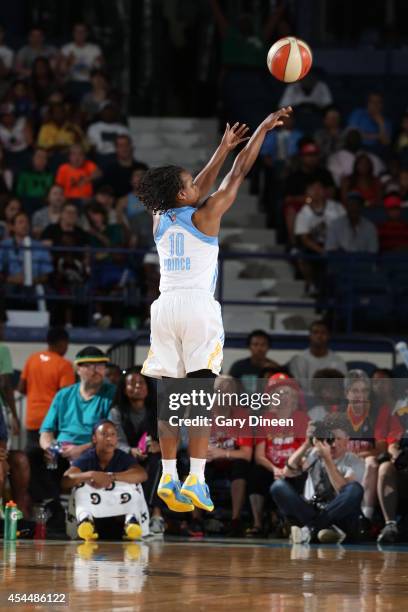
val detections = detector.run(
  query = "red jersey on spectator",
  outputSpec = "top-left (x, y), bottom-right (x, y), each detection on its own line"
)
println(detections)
top-left (256, 409), bottom-right (309, 469)
top-left (344, 403), bottom-right (403, 454)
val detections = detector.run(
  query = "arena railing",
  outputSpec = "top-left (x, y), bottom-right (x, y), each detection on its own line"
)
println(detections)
top-left (106, 330), bottom-right (398, 372)
top-left (1, 244), bottom-right (407, 335)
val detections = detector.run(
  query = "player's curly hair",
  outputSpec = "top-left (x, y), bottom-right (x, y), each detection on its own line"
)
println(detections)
top-left (136, 165), bottom-right (185, 214)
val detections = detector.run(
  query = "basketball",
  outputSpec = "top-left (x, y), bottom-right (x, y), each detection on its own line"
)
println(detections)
top-left (267, 36), bottom-right (313, 82)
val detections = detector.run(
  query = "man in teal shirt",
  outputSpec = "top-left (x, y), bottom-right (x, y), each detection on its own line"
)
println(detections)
top-left (40, 346), bottom-right (115, 459)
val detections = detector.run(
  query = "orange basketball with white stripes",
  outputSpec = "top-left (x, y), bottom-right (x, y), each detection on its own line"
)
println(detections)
top-left (267, 37), bottom-right (313, 83)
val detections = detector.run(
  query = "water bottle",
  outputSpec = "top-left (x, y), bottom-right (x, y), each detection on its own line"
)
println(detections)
top-left (396, 342), bottom-right (408, 369)
top-left (4, 501), bottom-right (23, 541)
top-left (46, 442), bottom-right (61, 470)
top-left (34, 506), bottom-right (48, 540)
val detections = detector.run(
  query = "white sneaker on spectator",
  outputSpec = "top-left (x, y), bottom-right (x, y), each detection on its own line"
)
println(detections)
top-left (290, 525), bottom-right (311, 544)
top-left (317, 525), bottom-right (346, 544)
top-left (149, 515), bottom-right (165, 535)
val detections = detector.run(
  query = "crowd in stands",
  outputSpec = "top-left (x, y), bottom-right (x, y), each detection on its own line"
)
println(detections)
top-left (0, 23), bottom-right (152, 328)
top-left (1, 321), bottom-right (408, 544)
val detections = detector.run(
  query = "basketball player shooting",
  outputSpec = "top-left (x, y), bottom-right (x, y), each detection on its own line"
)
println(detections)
top-left (139, 106), bottom-right (292, 513)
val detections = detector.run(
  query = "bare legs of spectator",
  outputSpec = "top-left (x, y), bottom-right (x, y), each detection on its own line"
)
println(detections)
top-left (377, 461), bottom-right (398, 523)
top-left (362, 456), bottom-right (378, 521)
top-left (231, 478), bottom-right (246, 521)
top-left (249, 493), bottom-right (265, 530)
top-left (8, 451), bottom-right (31, 519)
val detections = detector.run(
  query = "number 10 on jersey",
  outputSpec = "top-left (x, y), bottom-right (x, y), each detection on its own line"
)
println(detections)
top-left (169, 232), bottom-right (184, 256)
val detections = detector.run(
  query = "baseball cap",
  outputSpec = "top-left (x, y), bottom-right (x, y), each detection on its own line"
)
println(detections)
top-left (74, 346), bottom-right (109, 365)
top-left (265, 372), bottom-right (300, 393)
top-left (384, 194), bottom-right (402, 209)
top-left (300, 142), bottom-right (319, 156)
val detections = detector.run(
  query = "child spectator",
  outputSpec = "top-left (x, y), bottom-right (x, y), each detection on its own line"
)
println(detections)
top-left (56, 144), bottom-right (101, 202)
top-left (250, 373), bottom-right (308, 536)
top-left (63, 420), bottom-right (148, 541)
top-left (32, 184), bottom-right (66, 239)
top-left (16, 148), bottom-right (54, 215)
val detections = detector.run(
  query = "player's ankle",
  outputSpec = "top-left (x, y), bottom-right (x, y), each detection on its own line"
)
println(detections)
top-left (189, 458), bottom-right (207, 483)
top-left (161, 459), bottom-right (178, 480)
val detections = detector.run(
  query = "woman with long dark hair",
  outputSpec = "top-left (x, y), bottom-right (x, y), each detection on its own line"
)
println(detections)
top-left (109, 366), bottom-right (165, 534)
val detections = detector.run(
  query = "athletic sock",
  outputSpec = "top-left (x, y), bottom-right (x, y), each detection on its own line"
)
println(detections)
top-left (189, 457), bottom-right (206, 483)
top-left (161, 459), bottom-right (178, 480)
top-left (362, 506), bottom-right (375, 520)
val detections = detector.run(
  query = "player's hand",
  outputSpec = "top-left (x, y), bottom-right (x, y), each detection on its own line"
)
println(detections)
top-left (262, 106), bottom-right (292, 131)
top-left (88, 471), bottom-right (114, 489)
top-left (221, 122), bottom-right (250, 151)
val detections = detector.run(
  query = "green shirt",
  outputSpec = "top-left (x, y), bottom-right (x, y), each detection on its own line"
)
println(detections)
top-left (0, 343), bottom-right (13, 409)
top-left (0, 344), bottom-right (13, 376)
top-left (40, 381), bottom-right (116, 445)
top-left (16, 170), bottom-right (54, 200)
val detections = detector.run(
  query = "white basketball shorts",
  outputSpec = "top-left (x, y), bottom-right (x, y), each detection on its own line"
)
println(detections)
top-left (142, 290), bottom-right (224, 378)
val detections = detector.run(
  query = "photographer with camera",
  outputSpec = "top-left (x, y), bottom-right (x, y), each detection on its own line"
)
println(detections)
top-left (271, 413), bottom-right (364, 544)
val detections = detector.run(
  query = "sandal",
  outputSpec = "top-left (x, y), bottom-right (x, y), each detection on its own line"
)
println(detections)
top-left (245, 526), bottom-right (264, 538)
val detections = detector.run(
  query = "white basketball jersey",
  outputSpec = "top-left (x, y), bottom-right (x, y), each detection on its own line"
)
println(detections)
top-left (154, 206), bottom-right (219, 294)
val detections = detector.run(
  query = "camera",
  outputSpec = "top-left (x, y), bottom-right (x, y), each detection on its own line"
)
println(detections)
top-left (310, 421), bottom-right (335, 446)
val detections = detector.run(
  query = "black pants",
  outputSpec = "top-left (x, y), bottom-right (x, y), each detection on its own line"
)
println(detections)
top-left (28, 448), bottom-right (69, 503)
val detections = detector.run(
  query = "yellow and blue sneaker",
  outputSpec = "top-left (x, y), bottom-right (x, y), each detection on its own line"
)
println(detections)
top-left (180, 475), bottom-right (214, 512)
top-left (157, 474), bottom-right (194, 512)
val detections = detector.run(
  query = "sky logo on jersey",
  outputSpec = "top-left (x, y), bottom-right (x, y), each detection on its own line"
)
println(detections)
top-left (164, 257), bottom-right (191, 271)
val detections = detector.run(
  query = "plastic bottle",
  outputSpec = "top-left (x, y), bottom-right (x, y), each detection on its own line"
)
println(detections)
top-left (4, 501), bottom-right (23, 541)
top-left (396, 342), bottom-right (408, 369)
top-left (34, 506), bottom-right (48, 540)
top-left (46, 442), bottom-right (61, 470)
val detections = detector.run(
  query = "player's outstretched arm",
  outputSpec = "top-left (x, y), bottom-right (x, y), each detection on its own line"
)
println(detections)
top-left (193, 122), bottom-right (249, 198)
top-left (194, 107), bottom-right (292, 235)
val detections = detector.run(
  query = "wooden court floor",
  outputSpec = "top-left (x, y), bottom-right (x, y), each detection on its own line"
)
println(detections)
top-left (1, 539), bottom-right (408, 611)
